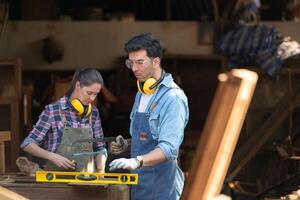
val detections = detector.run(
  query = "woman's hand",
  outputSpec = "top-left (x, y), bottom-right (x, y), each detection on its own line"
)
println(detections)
top-left (47, 152), bottom-right (76, 170)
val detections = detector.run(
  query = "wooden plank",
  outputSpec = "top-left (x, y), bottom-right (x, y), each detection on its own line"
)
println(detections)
top-left (0, 131), bottom-right (10, 172)
top-left (0, 131), bottom-right (11, 142)
top-left (182, 69), bottom-right (258, 200)
top-left (0, 143), bottom-right (4, 172)
top-left (0, 186), bottom-right (29, 200)
top-left (9, 95), bottom-right (21, 172)
top-left (1, 182), bottom-right (113, 200)
top-left (0, 174), bottom-right (129, 200)
top-left (2, 183), bottom-right (108, 200)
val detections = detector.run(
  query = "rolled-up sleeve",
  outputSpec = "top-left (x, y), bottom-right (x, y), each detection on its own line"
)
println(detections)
top-left (20, 105), bottom-right (52, 149)
top-left (156, 94), bottom-right (188, 161)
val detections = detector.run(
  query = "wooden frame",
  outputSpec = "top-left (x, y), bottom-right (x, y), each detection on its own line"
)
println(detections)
top-left (182, 69), bottom-right (258, 200)
top-left (0, 58), bottom-right (22, 172)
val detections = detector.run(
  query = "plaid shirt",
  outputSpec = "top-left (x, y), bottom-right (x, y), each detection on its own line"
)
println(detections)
top-left (21, 96), bottom-right (106, 152)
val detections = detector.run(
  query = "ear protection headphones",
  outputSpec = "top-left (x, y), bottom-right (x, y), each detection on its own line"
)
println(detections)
top-left (137, 70), bottom-right (165, 95)
top-left (69, 99), bottom-right (92, 117)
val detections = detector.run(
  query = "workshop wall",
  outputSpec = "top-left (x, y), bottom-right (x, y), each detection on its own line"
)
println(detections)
top-left (1, 21), bottom-right (299, 71)
top-left (0, 21), bottom-right (213, 70)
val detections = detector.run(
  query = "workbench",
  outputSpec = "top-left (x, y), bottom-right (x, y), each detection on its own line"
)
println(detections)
top-left (0, 174), bottom-right (129, 200)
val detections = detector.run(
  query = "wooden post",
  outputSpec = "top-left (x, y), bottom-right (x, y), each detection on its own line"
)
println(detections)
top-left (182, 69), bottom-right (258, 200)
top-left (0, 131), bottom-right (11, 172)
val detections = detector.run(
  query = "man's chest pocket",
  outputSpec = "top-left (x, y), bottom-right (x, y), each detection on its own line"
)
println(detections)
top-left (149, 113), bottom-right (160, 140)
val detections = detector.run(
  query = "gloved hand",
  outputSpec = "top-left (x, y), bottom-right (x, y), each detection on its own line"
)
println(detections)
top-left (109, 135), bottom-right (128, 154)
top-left (109, 158), bottom-right (140, 171)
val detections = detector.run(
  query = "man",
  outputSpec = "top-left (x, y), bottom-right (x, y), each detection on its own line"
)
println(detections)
top-left (109, 33), bottom-right (189, 200)
top-left (21, 68), bottom-right (107, 172)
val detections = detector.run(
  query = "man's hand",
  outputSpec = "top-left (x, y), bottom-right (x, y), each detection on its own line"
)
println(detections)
top-left (48, 152), bottom-right (75, 170)
top-left (109, 135), bottom-right (128, 154)
top-left (109, 158), bottom-right (140, 171)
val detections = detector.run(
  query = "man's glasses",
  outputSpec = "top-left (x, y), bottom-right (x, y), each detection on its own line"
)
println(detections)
top-left (125, 58), bottom-right (152, 69)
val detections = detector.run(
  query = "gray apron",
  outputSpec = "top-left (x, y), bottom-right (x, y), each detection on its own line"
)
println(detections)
top-left (44, 111), bottom-right (93, 172)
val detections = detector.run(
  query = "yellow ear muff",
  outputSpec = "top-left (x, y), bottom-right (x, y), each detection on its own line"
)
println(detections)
top-left (137, 70), bottom-right (166, 95)
top-left (137, 78), bottom-right (157, 95)
top-left (70, 99), bottom-right (92, 117)
top-left (85, 104), bottom-right (92, 116)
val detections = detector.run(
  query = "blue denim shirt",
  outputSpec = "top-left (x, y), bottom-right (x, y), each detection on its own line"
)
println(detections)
top-left (129, 73), bottom-right (189, 161)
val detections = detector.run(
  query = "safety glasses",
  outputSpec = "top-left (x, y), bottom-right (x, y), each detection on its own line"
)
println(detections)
top-left (125, 58), bottom-right (152, 69)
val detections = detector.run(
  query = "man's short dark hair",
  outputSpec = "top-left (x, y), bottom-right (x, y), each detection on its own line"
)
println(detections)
top-left (124, 33), bottom-right (163, 59)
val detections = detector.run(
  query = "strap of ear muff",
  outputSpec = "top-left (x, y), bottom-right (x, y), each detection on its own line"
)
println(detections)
top-left (149, 69), bottom-right (165, 90)
top-left (136, 70), bottom-right (166, 95)
top-left (84, 103), bottom-right (92, 117)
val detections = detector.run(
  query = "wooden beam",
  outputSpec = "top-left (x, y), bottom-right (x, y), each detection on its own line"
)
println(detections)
top-left (0, 186), bottom-right (29, 200)
top-left (182, 69), bottom-right (258, 200)
top-left (0, 131), bottom-right (11, 172)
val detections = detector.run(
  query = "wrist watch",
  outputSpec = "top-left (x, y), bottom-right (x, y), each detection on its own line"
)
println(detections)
top-left (136, 155), bottom-right (143, 168)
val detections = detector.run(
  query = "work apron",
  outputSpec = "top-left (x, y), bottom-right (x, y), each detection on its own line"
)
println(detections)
top-left (44, 112), bottom-right (93, 172)
top-left (131, 112), bottom-right (184, 200)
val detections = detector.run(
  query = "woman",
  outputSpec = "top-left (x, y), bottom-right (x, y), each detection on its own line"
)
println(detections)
top-left (21, 68), bottom-right (107, 172)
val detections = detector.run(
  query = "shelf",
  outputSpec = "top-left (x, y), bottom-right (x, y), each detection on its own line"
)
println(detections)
top-left (0, 97), bottom-right (16, 104)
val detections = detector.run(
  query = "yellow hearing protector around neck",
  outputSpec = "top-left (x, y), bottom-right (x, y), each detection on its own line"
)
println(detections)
top-left (69, 98), bottom-right (92, 117)
top-left (137, 70), bottom-right (165, 95)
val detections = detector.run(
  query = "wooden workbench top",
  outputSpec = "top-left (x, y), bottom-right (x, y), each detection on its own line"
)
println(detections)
top-left (0, 173), bottom-right (108, 200)
top-left (0, 173), bottom-right (129, 200)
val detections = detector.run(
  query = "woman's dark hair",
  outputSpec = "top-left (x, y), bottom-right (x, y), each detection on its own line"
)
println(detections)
top-left (66, 68), bottom-right (104, 97)
top-left (124, 33), bottom-right (163, 59)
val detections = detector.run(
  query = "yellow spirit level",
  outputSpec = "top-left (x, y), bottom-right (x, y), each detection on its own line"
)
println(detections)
top-left (36, 171), bottom-right (138, 185)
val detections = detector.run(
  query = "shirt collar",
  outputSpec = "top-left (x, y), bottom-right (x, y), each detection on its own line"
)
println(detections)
top-left (160, 73), bottom-right (173, 88)
top-left (59, 96), bottom-right (71, 110)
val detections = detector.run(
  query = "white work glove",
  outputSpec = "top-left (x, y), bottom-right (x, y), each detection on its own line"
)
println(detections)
top-left (109, 135), bottom-right (128, 154)
top-left (109, 158), bottom-right (140, 171)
